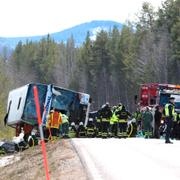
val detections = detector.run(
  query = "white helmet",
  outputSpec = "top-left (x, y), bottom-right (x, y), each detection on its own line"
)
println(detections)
top-left (79, 122), bottom-right (83, 126)
top-left (71, 122), bottom-right (75, 126)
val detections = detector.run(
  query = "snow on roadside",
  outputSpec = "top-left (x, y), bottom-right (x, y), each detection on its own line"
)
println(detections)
top-left (0, 155), bottom-right (20, 167)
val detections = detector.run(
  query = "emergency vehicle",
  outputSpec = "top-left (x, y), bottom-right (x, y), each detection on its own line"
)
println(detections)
top-left (139, 83), bottom-right (180, 138)
top-left (139, 83), bottom-right (180, 112)
top-left (5, 83), bottom-right (91, 136)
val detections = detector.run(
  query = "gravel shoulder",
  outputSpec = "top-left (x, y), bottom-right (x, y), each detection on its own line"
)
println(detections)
top-left (0, 139), bottom-right (88, 180)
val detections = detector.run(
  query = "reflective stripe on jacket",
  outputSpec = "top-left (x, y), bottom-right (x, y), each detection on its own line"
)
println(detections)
top-left (165, 103), bottom-right (175, 118)
top-left (47, 111), bottom-right (62, 129)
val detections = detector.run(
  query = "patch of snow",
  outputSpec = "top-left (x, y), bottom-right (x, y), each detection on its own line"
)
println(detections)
top-left (0, 155), bottom-right (20, 167)
top-left (90, 26), bottom-right (108, 41)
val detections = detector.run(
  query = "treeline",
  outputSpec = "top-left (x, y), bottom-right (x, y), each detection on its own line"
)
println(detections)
top-left (0, 0), bottom-right (179, 137)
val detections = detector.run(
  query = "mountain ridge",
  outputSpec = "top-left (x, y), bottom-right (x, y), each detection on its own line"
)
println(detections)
top-left (0, 20), bottom-right (122, 49)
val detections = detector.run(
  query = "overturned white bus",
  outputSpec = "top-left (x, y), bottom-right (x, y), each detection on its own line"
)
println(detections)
top-left (5, 83), bottom-right (90, 136)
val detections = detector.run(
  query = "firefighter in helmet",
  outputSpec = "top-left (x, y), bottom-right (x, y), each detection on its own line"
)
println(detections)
top-left (115, 105), bottom-right (131, 138)
top-left (46, 109), bottom-right (62, 141)
top-left (99, 102), bottom-right (112, 138)
top-left (77, 122), bottom-right (86, 137)
top-left (68, 122), bottom-right (77, 138)
top-left (86, 118), bottom-right (96, 137)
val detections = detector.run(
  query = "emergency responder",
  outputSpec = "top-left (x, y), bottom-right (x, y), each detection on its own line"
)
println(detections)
top-left (77, 122), bottom-right (86, 137)
top-left (154, 106), bottom-right (162, 138)
top-left (86, 118), bottom-right (96, 137)
top-left (142, 107), bottom-right (153, 138)
top-left (109, 112), bottom-right (118, 137)
top-left (61, 113), bottom-right (69, 138)
top-left (133, 108), bottom-right (142, 132)
top-left (116, 105), bottom-right (131, 138)
top-left (99, 102), bottom-right (112, 138)
top-left (68, 122), bottom-right (77, 138)
top-left (28, 127), bottom-right (38, 147)
top-left (46, 109), bottom-right (62, 141)
top-left (109, 105), bottom-right (120, 137)
top-left (96, 110), bottom-right (102, 137)
top-left (164, 97), bottom-right (176, 143)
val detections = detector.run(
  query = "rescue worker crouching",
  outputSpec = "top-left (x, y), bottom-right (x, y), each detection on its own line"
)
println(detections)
top-left (77, 122), bottom-right (86, 138)
top-left (68, 122), bottom-right (77, 138)
top-left (46, 109), bottom-right (62, 141)
top-left (27, 127), bottom-right (39, 147)
top-left (86, 118), bottom-right (96, 137)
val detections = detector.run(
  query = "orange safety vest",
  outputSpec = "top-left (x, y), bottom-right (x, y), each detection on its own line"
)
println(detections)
top-left (48, 111), bottom-right (62, 129)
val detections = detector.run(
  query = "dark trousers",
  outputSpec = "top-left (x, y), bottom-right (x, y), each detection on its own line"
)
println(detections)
top-left (96, 121), bottom-right (102, 136)
top-left (154, 123), bottom-right (160, 138)
top-left (165, 117), bottom-right (173, 142)
top-left (62, 122), bottom-right (69, 136)
top-left (111, 123), bottom-right (118, 136)
top-left (118, 122), bottom-right (127, 137)
top-left (101, 121), bottom-right (109, 137)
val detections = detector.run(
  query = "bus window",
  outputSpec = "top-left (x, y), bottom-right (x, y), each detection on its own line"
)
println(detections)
top-left (22, 84), bottom-right (47, 125)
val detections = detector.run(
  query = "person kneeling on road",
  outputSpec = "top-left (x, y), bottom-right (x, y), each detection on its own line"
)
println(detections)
top-left (68, 122), bottom-right (77, 138)
top-left (86, 118), bottom-right (96, 137)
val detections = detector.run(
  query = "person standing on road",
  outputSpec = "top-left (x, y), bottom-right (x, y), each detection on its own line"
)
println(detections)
top-left (116, 105), bottom-right (131, 138)
top-left (154, 106), bottom-right (162, 138)
top-left (99, 102), bottom-right (112, 138)
top-left (142, 107), bottom-right (153, 138)
top-left (164, 97), bottom-right (176, 144)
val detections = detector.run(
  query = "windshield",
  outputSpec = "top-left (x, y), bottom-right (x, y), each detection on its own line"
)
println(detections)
top-left (51, 87), bottom-right (87, 124)
top-left (159, 93), bottom-right (180, 110)
top-left (159, 93), bottom-right (170, 107)
top-left (171, 95), bottom-right (180, 110)
top-left (22, 84), bottom-right (47, 125)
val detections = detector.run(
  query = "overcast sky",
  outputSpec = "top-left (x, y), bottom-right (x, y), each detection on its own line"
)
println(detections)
top-left (0, 0), bottom-right (164, 37)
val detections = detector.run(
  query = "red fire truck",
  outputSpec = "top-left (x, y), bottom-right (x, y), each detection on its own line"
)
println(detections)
top-left (138, 83), bottom-right (180, 138)
top-left (139, 83), bottom-right (180, 110)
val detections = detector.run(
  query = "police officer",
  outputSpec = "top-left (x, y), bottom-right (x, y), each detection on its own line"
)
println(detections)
top-left (164, 97), bottom-right (176, 144)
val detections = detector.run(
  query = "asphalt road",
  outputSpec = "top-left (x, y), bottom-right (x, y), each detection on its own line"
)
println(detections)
top-left (72, 138), bottom-right (180, 180)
